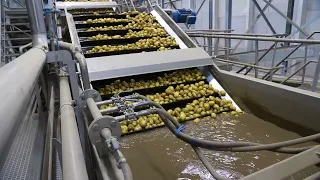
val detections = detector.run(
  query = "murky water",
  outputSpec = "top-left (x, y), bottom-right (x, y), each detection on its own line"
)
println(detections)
top-left (120, 113), bottom-right (319, 180)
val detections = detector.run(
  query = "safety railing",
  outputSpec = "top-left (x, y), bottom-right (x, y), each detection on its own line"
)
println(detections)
top-left (188, 31), bottom-right (320, 92)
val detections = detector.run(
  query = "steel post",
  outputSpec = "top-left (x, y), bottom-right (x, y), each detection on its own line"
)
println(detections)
top-left (25, 0), bottom-right (48, 48)
top-left (60, 73), bottom-right (89, 180)
top-left (301, 45), bottom-right (308, 85)
top-left (161, 0), bottom-right (164, 8)
top-left (0, 47), bottom-right (46, 169)
top-left (268, 42), bottom-right (278, 81)
top-left (225, 0), bottom-right (232, 51)
top-left (311, 53), bottom-right (320, 92)
top-left (254, 40), bottom-right (259, 78)
top-left (284, 0), bottom-right (295, 46)
top-left (208, 0), bottom-right (213, 56)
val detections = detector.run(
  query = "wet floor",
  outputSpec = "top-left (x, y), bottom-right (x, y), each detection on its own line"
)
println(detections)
top-left (120, 113), bottom-right (319, 180)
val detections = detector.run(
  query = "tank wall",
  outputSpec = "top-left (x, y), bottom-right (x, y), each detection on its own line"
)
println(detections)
top-left (210, 66), bottom-right (320, 133)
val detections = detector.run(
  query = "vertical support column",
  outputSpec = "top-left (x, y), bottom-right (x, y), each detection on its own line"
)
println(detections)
top-left (284, 0), bottom-right (295, 46)
top-left (295, 0), bottom-right (308, 39)
top-left (225, 0), bottom-right (232, 51)
top-left (213, 0), bottom-right (219, 55)
top-left (312, 53), bottom-right (320, 92)
top-left (301, 45), bottom-right (308, 85)
top-left (25, 0), bottom-right (48, 48)
top-left (245, 0), bottom-right (255, 51)
top-left (254, 40), bottom-right (259, 78)
top-left (161, 0), bottom-right (164, 8)
top-left (208, 0), bottom-right (213, 56)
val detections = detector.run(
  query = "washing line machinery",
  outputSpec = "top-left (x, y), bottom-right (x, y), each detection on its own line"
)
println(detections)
top-left (0, 1), bottom-right (319, 180)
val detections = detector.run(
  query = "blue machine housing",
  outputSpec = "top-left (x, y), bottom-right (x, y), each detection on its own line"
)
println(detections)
top-left (171, 9), bottom-right (197, 24)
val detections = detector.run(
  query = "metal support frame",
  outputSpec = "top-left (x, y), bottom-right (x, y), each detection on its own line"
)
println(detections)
top-left (251, 0), bottom-right (276, 34)
top-left (208, 0), bottom-right (213, 56)
top-left (225, 0), bottom-right (232, 52)
top-left (284, 0), bottom-right (295, 46)
top-left (254, 40), bottom-right (259, 78)
top-left (280, 60), bottom-right (317, 84)
top-left (60, 71), bottom-right (89, 180)
top-left (261, 0), bottom-right (309, 38)
top-left (312, 54), bottom-right (320, 91)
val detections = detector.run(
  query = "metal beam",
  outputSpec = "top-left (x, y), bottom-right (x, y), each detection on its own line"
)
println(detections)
top-left (208, 0), bottom-right (213, 56)
top-left (225, 0), bottom-right (232, 50)
top-left (284, 0), bottom-right (295, 46)
top-left (251, 0), bottom-right (276, 34)
top-left (261, 0), bottom-right (309, 38)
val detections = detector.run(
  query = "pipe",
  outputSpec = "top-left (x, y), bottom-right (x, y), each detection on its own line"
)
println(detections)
top-left (188, 34), bottom-right (320, 44)
top-left (60, 73), bottom-right (89, 180)
top-left (42, 83), bottom-right (55, 180)
top-left (193, 147), bottom-right (228, 180)
top-left (0, 47), bottom-right (46, 168)
top-left (187, 32), bottom-right (286, 37)
top-left (155, 108), bottom-right (317, 153)
top-left (87, 98), bottom-right (103, 120)
top-left (25, 0), bottom-right (48, 47)
top-left (215, 58), bottom-right (283, 70)
top-left (58, 41), bottom-right (90, 90)
top-left (119, 162), bottom-right (133, 180)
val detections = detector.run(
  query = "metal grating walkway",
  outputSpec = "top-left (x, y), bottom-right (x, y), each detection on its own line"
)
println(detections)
top-left (0, 113), bottom-right (47, 180)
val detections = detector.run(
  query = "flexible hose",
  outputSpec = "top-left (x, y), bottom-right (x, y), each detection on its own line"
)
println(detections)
top-left (193, 147), bottom-right (229, 180)
top-left (155, 108), bottom-right (318, 154)
top-left (131, 94), bottom-right (318, 153)
top-left (119, 162), bottom-right (133, 180)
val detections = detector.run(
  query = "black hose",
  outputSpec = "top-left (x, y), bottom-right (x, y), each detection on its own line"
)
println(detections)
top-left (193, 147), bottom-right (229, 180)
top-left (119, 162), bottom-right (133, 180)
top-left (155, 108), bottom-right (318, 154)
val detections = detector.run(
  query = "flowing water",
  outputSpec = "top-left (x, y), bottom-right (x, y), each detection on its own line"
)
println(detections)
top-left (120, 113), bottom-right (319, 180)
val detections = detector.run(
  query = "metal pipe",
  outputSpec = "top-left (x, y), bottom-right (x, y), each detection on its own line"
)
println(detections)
top-left (101, 128), bottom-right (112, 140)
top-left (87, 98), bottom-right (102, 120)
top-left (100, 107), bottom-right (119, 115)
top-left (92, 145), bottom-right (111, 180)
top-left (96, 100), bottom-right (113, 107)
top-left (284, 0), bottom-right (295, 46)
top-left (58, 41), bottom-right (90, 90)
top-left (269, 42), bottom-right (278, 81)
top-left (215, 58), bottom-right (283, 70)
top-left (188, 34), bottom-right (320, 44)
top-left (208, 0), bottom-right (213, 56)
top-left (301, 45), bottom-right (308, 84)
top-left (187, 32), bottom-right (286, 37)
top-left (311, 54), bottom-right (320, 91)
top-left (42, 82), bottom-right (55, 180)
top-left (25, 0), bottom-right (48, 47)
top-left (254, 40), bottom-right (259, 78)
top-left (262, 0), bottom-right (309, 38)
top-left (185, 29), bottom-right (234, 32)
top-left (280, 60), bottom-right (317, 84)
top-left (60, 73), bottom-right (89, 180)
top-left (0, 47), bottom-right (46, 168)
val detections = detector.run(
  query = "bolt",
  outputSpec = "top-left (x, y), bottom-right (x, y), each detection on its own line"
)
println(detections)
top-left (111, 120), bottom-right (117, 127)
top-left (92, 124), bottom-right (99, 132)
top-left (81, 94), bottom-right (85, 100)
top-left (93, 92), bottom-right (98, 98)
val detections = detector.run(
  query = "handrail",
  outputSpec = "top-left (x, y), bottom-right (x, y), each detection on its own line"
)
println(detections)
top-left (262, 31), bottom-right (320, 80)
top-left (188, 34), bottom-right (320, 44)
top-left (280, 60), bottom-right (317, 84)
top-left (187, 32), bottom-right (287, 37)
top-left (215, 57), bottom-right (283, 71)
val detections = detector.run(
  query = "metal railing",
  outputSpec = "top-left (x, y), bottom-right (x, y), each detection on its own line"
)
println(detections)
top-left (188, 31), bottom-right (320, 92)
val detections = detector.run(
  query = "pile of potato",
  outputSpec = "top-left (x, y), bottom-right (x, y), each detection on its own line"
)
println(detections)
top-left (86, 36), bottom-right (178, 54)
top-left (167, 96), bottom-right (239, 122)
top-left (146, 81), bottom-right (221, 104)
top-left (87, 28), bottom-right (167, 41)
top-left (84, 18), bottom-right (129, 24)
top-left (121, 114), bottom-right (164, 134)
top-left (98, 69), bottom-right (205, 95)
